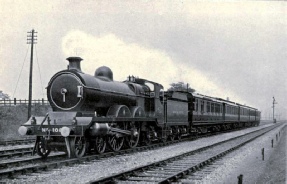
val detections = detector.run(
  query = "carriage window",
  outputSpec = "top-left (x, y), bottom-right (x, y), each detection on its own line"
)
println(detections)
top-left (227, 106), bottom-right (230, 114)
top-left (219, 105), bottom-right (221, 113)
top-left (207, 102), bottom-right (211, 112)
top-left (201, 100), bottom-right (204, 112)
top-left (216, 104), bottom-right (220, 113)
top-left (211, 103), bottom-right (214, 113)
top-left (195, 99), bottom-right (198, 111)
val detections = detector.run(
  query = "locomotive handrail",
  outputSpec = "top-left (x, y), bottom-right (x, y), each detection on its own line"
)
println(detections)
top-left (92, 117), bottom-right (157, 122)
top-left (83, 85), bottom-right (160, 99)
top-left (38, 113), bottom-right (49, 130)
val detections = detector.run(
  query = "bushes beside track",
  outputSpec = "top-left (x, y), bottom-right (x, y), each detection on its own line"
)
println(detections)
top-left (0, 105), bottom-right (51, 140)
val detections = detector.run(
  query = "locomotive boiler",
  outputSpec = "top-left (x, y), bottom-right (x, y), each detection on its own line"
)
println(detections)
top-left (18, 56), bottom-right (260, 158)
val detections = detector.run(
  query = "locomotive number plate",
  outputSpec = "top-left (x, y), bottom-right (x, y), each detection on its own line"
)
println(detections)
top-left (41, 128), bottom-right (61, 133)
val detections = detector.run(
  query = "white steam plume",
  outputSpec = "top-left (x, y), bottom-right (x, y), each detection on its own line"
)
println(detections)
top-left (62, 30), bottom-right (245, 103)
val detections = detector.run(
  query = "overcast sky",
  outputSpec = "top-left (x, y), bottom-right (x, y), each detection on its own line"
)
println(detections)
top-left (0, 1), bottom-right (286, 120)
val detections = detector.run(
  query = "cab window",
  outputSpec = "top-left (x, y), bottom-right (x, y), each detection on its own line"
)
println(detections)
top-left (144, 82), bottom-right (154, 91)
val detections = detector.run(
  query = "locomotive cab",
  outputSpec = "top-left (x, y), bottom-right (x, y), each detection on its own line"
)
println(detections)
top-left (125, 76), bottom-right (164, 119)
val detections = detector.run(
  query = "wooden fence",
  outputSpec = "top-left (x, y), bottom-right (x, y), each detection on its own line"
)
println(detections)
top-left (0, 98), bottom-right (49, 106)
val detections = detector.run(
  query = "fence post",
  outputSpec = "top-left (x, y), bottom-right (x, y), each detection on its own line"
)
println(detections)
top-left (276, 134), bottom-right (278, 141)
top-left (42, 98), bottom-right (44, 105)
top-left (237, 174), bottom-right (243, 184)
top-left (271, 139), bottom-right (274, 148)
top-left (14, 98), bottom-right (16, 105)
top-left (262, 148), bottom-right (264, 160)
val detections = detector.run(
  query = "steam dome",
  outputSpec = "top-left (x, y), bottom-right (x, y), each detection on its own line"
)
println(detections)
top-left (95, 66), bottom-right (113, 81)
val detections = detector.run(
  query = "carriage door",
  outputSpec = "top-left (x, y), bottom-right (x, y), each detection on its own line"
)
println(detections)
top-left (222, 103), bottom-right (226, 122)
top-left (187, 93), bottom-right (194, 128)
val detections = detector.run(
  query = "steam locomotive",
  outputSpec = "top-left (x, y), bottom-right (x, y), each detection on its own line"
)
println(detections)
top-left (18, 57), bottom-right (261, 158)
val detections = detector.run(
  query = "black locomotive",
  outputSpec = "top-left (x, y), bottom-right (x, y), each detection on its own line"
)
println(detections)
top-left (18, 57), bottom-right (261, 158)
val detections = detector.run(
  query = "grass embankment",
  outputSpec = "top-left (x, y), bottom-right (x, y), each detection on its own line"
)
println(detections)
top-left (0, 105), bottom-right (51, 140)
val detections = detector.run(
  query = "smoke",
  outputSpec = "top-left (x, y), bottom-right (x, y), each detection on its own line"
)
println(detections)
top-left (62, 30), bottom-right (245, 103)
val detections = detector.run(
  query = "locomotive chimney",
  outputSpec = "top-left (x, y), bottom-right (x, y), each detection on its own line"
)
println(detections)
top-left (67, 57), bottom-right (83, 72)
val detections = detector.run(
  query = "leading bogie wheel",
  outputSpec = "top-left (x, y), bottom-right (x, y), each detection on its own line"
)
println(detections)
top-left (70, 136), bottom-right (87, 158)
top-left (36, 137), bottom-right (51, 158)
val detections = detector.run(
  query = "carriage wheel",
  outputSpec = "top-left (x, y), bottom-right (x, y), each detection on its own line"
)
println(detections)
top-left (94, 136), bottom-right (106, 154)
top-left (36, 137), bottom-right (51, 158)
top-left (70, 136), bottom-right (87, 158)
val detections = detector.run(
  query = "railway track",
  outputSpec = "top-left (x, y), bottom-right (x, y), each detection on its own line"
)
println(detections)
top-left (0, 125), bottom-right (253, 180)
top-left (0, 138), bottom-right (184, 179)
top-left (0, 152), bottom-right (66, 170)
top-left (0, 147), bottom-right (34, 159)
top-left (0, 138), bottom-right (35, 146)
top-left (88, 124), bottom-right (283, 183)
top-left (0, 124), bottom-right (272, 181)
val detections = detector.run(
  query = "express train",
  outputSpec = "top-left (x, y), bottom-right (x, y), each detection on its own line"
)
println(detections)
top-left (18, 57), bottom-right (261, 158)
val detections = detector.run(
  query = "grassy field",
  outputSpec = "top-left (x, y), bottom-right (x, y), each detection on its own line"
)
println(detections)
top-left (0, 105), bottom-right (51, 140)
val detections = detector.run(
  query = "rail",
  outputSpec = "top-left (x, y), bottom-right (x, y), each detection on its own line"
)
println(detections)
top-left (0, 98), bottom-right (49, 106)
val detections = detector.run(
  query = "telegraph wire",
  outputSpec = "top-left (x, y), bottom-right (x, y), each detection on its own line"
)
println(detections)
top-left (35, 44), bottom-right (45, 99)
top-left (12, 45), bottom-right (30, 99)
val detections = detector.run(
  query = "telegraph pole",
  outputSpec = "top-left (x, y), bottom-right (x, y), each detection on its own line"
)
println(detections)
top-left (272, 97), bottom-right (277, 123)
top-left (27, 29), bottom-right (37, 120)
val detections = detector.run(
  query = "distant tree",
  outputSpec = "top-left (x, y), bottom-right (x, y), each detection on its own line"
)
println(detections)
top-left (168, 82), bottom-right (195, 93)
top-left (0, 90), bottom-right (10, 100)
